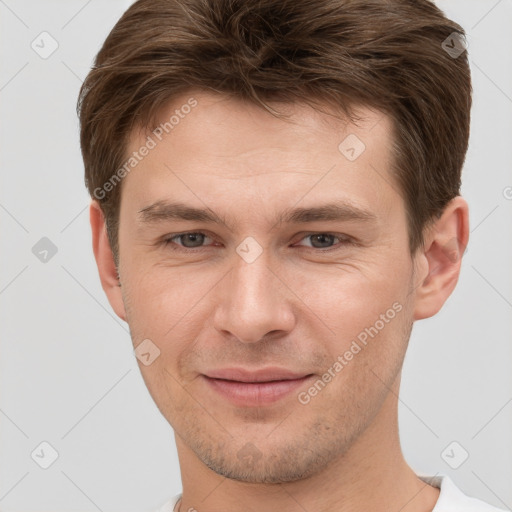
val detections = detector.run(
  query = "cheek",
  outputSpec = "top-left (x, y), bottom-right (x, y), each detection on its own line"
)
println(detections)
top-left (286, 256), bottom-right (411, 341)
top-left (297, 298), bottom-right (412, 424)
top-left (124, 268), bottom-right (217, 391)
top-left (125, 267), bottom-right (210, 337)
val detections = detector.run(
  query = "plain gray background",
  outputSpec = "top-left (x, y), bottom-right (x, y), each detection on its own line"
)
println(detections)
top-left (0, 0), bottom-right (511, 511)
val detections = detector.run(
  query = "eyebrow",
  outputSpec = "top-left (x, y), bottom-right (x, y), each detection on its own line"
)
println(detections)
top-left (137, 200), bottom-right (377, 231)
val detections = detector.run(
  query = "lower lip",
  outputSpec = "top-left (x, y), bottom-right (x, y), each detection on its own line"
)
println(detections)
top-left (203, 375), bottom-right (313, 406)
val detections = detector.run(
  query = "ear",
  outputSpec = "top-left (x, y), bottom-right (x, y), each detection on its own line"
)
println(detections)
top-left (89, 200), bottom-right (127, 322)
top-left (413, 196), bottom-right (469, 320)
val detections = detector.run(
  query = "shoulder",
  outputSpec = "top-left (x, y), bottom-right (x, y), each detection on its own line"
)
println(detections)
top-left (419, 474), bottom-right (508, 512)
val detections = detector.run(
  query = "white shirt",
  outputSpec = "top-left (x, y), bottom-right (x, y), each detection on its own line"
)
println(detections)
top-left (153, 474), bottom-right (508, 512)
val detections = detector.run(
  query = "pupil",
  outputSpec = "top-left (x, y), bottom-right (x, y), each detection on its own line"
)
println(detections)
top-left (182, 233), bottom-right (204, 247)
top-left (312, 234), bottom-right (334, 248)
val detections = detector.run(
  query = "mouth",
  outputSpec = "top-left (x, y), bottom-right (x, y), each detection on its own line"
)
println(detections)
top-left (202, 368), bottom-right (315, 406)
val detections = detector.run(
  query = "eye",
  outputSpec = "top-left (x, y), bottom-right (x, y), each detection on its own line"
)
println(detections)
top-left (163, 232), bottom-right (215, 250)
top-left (161, 231), bottom-right (354, 253)
top-left (295, 233), bottom-right (353, 250)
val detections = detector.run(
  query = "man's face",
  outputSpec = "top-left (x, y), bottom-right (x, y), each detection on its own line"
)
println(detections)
top-left (115, 92), bottom-right (423, 483)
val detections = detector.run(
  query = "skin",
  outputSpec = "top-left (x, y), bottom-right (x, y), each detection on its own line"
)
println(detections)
top-left (90, 90), bottom-right (469, 512)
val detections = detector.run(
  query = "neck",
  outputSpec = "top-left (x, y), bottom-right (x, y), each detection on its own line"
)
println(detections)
top-left (174, 374), bottom-right (440, 512)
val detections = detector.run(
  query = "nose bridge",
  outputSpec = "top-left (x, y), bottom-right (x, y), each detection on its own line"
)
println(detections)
top-left (213, 243), bottom-right (295, 343)
top-left (232, 248), bottom-right (273, 307)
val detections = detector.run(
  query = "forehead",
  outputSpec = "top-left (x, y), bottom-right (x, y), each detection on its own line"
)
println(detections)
top-left (121, 91), bottom-right (400, 226)
top-left (138, 91), bottom-right (392, 163)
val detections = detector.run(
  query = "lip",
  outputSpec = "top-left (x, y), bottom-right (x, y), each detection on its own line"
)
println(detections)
top-left (205, 367), bottom-right (311, 382)
top-left (202, 367), bottom-right (314, 406)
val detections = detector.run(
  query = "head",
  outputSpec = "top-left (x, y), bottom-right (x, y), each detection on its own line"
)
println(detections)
top-left (81, 0), bottom-right (471, 483)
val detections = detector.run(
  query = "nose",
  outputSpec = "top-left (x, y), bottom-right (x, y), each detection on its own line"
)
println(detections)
top-left (212, 248), bottom-right (296, 344)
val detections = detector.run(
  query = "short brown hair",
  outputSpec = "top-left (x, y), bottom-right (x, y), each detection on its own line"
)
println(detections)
top-left (78, 0), bottom-right (472, 268)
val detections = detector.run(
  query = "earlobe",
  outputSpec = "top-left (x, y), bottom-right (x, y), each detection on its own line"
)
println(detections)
top-left (89, 200), bottom-right (127, 322)
top-left (413, 196), bottom-right (469, 321)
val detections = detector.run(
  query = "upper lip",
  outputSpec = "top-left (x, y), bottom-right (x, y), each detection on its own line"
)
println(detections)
top-left (204, 367), bottom-right (312, 383)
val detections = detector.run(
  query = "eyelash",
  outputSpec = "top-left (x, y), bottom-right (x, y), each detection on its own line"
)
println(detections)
top-left (161, 231), bottom-right (355, 253)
